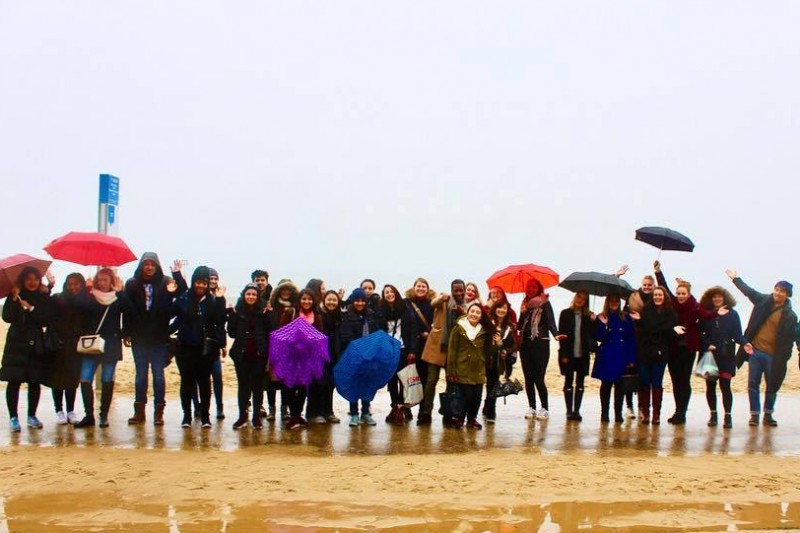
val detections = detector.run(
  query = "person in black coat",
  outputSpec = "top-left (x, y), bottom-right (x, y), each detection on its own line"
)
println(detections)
top-left (518, 279), bottom-right (559, 420)
top-left (1, 267), bottom-right (54, 431)
top-left (266, 279), bottom-right (299, 422)
top-left (557, 291), bottom-right (595, 422)
top-left (227, 284), bottom-right (270, 430)
top-left (47, 273), bottom-right (87, 425)
top-left (306, 290), bottom-right (343, 423)
top-left (170, 266), bottom-right (226, 428)
top-left (123, 252), bottom-right (183, 426)
top-left (378, 284), bottom-right (419, 426)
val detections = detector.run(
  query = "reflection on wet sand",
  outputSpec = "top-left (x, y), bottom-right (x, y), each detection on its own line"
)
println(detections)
top-left (2, 492), bottom-right (799, 532)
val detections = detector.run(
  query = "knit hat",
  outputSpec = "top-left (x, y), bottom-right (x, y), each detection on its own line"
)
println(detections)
top-left (349, 288), bottom-right (368, 302)
top-left (208, 267), bottom-right (219, 279)
top-left (191, 266), bottom-right (211, 284)
top-left (775, 280), bottom-right (793, 297)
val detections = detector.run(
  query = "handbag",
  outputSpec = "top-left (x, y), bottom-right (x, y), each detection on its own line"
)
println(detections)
top-left (397, 364), bottom-right (423, 407)
top-left (77, 306), bottom-right (110, 355)
top-left (693, 350), bottom-right (719, 381)
top-left (438, 385), bottom-right (463, 420)
top-left (202, 336), bottom-right (219, 358)
top-left (616, 372), bottom-right (640, 394)
top-left (34, 327), bottom-right (63, 356)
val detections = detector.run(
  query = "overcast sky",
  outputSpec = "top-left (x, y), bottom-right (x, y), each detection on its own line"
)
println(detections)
top-left (1, 2), bottom-right (798, 314)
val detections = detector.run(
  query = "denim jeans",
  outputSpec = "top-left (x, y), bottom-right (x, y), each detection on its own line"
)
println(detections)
top-left (80, 357), bottom-right (118, 383)
top-left (748, 349), bottom-right (776, 414)
top-left (638, 361), bottom-right (667, 390)
top-left (349, 400), bottom-right (371, 416)
top-left (132, 343), bottom-right (168, 404)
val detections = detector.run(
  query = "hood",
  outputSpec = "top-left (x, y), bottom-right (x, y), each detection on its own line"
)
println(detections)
top-left (134, 252), bottom-right (165, 284)
top-left (404, 287), bottom-right (436, 301)
top-left (269, 279), bottom-right (299, 308)
top-left (699, 286), bottom-right (737, 310)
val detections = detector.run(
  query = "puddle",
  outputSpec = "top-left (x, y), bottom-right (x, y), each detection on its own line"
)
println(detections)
top-left (2, 493), bottom-right (800, 532)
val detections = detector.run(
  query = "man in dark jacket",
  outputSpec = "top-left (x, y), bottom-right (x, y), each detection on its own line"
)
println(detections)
top-left (726, 270), bottom-right (798, 427)
top-left (123, 253), bottom-right (183, 425)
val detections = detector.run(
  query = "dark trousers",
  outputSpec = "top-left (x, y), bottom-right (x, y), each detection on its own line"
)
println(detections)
top-left (266, 380), bottom-right (287, 413)
top-left (286, 386), bottom-right (307, 418)
top-left (388, 351), bottom-right (408, 407)
top-left (176, 348), bottom-right (213, 420)
top-left (599, 381), bottom-right (624, 419)
top-left (706, 378), bottom-right (733, 413)
top-left (520, 338), bottom-right (550, 410)
top-left (234, 358), bottom-right (265, 419)
top-left (668, 347), bottom-right (695, 416)
top-left (6, 381), bottom-right (41, 418)
top-left (193, 357), bottom-right (223, 412)
top-left (455, 383), bottom-right (483, 423)
top-left (52, 388), bottom-right (77, 413)
top-left (483, 365), bottom-right (500, 419)
top-left (307, 382), bottom-right (334, 418)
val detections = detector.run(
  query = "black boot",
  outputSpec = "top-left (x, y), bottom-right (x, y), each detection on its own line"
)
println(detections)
top-left (723, 413), bottom-right (732, 429)
top-left (564, 387), bottom-right (574, 420)
top-left (572, 388), bottom-right (584, 422)
top-left (74, 382), bottom-right (95, 428)
top-left (707, 411), bottom-right (718, 427)
top-left (99, 381), bottom-right (114, 428)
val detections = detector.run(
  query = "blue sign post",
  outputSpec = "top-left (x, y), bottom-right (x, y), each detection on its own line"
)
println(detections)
top-left (98, 174), bottom-right (120, 236)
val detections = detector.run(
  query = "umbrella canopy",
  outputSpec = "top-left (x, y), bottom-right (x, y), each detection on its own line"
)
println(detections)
top-left (635, 226), bottom-right (694, 253)
top-left (0, 254), bottom-right (52, 299)
top-left (334, 331), bottom-right (401, 403)
top-left (44, 231), bottom-right (137, 267)
top-left (486, 263), bottom-right (560, 294)
top-left (268, 318), bottom-right (330, 388)
top-left (559, 271), bottom-right (635, 298)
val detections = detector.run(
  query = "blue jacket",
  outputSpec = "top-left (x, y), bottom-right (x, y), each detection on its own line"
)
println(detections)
top-left (592, 312), bottom-right (637, 383)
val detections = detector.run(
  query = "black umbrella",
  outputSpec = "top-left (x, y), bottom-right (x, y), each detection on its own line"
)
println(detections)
top-left (635, 226), bottom-right (695, 256)
top-left (559, 271), bottom-right (635, 298)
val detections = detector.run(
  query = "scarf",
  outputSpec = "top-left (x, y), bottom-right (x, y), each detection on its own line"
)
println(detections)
top-left (299, 309), bottom-right (315, 324)
top-left (459, 317), bottom-right (482, 341)
top-left (92, 289), bottom-right (118, 306)
top-left (525, 294), bottom-right (548, 341)
top-left (441, 297), bottom-right (465, 349)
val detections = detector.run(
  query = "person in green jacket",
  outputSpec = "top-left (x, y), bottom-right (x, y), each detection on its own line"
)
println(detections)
top-left (446, 303), bottom-right (495, 429)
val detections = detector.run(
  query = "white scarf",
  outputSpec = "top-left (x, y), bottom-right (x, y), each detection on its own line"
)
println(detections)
top-left (92, 289), bottom-right (118, 306)
top-left (459, 317), bottom-right (482, 341)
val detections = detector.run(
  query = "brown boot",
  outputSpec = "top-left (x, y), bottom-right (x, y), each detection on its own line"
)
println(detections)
top-left (154, 403), bottom-right (165, 426)
top-left (652, 389), bottom-right (663, 425)
top-left (127, 401), bottom-right (146, 425)
top-left (639, 387), bottom-right (651, 425)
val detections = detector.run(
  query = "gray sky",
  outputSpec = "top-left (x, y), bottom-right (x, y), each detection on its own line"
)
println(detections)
top-left (1, 2), bottom-right (798, 314)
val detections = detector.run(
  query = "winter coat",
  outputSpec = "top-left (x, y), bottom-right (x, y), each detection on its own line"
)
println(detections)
top-left (404, 296), bottom-right (435, 356)
top-left (339, 306), bottom-right (385, 352)
top-left (557, 308), bottom-right (596, 376)
top-left (487, 322), bottom-right (518, 375)
top-left (71, 292), bottom-right (130, 367)
top-left (377, 301), bottom-right (420, 356)
top-left (46, 292), bottom-right (86, 390)
top-left (123, 253), bottom-right (181, 346)
top-left (1, 290), bottom-right (54, 383)
top-left (637, 304), bottom-right (678, 364)
top-left (518, 300), bottom-right (558, 342)
top-left (655, 271), bottom-right (715, 353)
top-left (446, 318), bottom-right (492, 385)
top-left (733, 277), bottom-right (798, 365)
top-left (171, 292), bottom-right (226, 356)
top-left (592, 312), bottom-right (638, 383)
top-left (226, 302), bottom-right (270, 364)
top-left (700, 310), bottom-right (746, 377)
top-left (421, 295), bottom-right (465, 367)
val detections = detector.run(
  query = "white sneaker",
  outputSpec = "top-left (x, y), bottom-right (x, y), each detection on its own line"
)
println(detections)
top-left (67, 411), bottom-right (80, 424)
top-left (312, 416), bottom-right (327, 424)
top-left (55, 411), bottom-right (68, 425)
top-left (536, 408), bottom-right (549, 420)
top-left (626, 408), bottom-right (636, 420)
top-left (524, 408), bottom-right (536, 420)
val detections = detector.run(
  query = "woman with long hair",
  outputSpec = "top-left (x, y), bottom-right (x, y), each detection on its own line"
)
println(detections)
top-left (312, 290), bottom-right (343, 423)
top-left (267, 279), bottom-right (299, 422)
top-left (557, 291), bottom-right (595, 422)
top-left (379, 284), bottom-right (419, 426)
top-left (464, 282), bottom-right (483, 308)
top-left (284, 288), bottom-right (323, 430)
top-left (486, 286), bottom-right (518, 378)
top-left (592, 294), bottom-right (638, 423)
top-left (73, 269), bottom-right (128, 428)
top-left (483, 300), bottom-right (518, 423)
top-left (404, 277), bottom-right (436, 422)
top-left (1, 267), bottom-right (53, 431)
top-left (518, 278), bottom-right (559, 420)
top-left (699, 286), bottom-right (746, 429)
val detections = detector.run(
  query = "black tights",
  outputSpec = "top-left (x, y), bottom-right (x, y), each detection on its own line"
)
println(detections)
top-left (176, 349), bottom-right (213, 420)
top-left (706, 378), bottom-right (733, 413)
top-left (234, 358), bottom-right (264, 419)
top-left (563, 370), bottom-right (586, 390)
top-left (52, 388), bottom-right (77, 413)
top-left (520, 339), bottom-right (550, 410)
top-left (599, 381), bottom-right (624, 418)
top-left (286, 386), bottom-right (307, 418)
top-left (6, 382), bottom-right (41, 418)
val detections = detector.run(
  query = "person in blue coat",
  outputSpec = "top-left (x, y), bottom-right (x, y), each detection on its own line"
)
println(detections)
top-left (592, 294), bottom-right (637, 423)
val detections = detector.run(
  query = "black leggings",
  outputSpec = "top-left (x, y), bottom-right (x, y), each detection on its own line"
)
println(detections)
top-left (520, 339), bottom-right (550, 410)
top-left (668, 348), bottom-right (695, 415)
top-left (307, 381), bottom-right (334, 418)
top-left (455, 383), bottom-right (483, 423)
top-left (599, 381), bottom-right (624, 418)
top-left (387, 351), bottom-right (408, 407)
top-left (706, 378), bottom-right (733, 413)
top-left (52, 388), bottom-right (77, 413)
top-left (286, 386), bottom-right (307, 418)
top-left (234, 358), bottom-right (265, 419)
top-left (563, 369), bottom-right (586, 391)
top-left (6, 382), bottom-right (41, 418)
top-left (176, 348), bottom-right (213, 419)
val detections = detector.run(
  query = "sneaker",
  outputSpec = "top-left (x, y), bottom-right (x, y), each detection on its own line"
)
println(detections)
top-left (201, 419), bottom-right (212, 429)
top-left (467, 419), bottom-right (483, 430)
top-left (55, 411), bottom-right (68, 425)
top-left (285, 417), bottom-right (302, 430)
top-left (486, 418), bottom-right (495, 425)
top-left (626, 408), bottom-right (636, 420)
top-left (280, 405), bottom-right (289, 421)
top-left (181, 416), bottom-right (192, 428)
top-left (361, 413), bottom-right (376, 426)
top-left (232, 417), bottom-right (248, 430)
top-left (327, 414), bottom-right (341, 424)
top-left (298, 417), bottom-right (309, 428)
top-left (536, 408), bottom-right (549, 420)
top-left (216, 408), bottom-right (225, 420)
top-left (9, 417), bottom-right (21, 432)
top-left (74, 416), bottom-right (96, 428)
top-left (99, 415), bottom-right (109, 428)
top-left (349, 415), bottom-right (360, 427)
top-left (524, 408), bottom-right (537, 420)
top-left (67, 411), bottom-right (80, 424)
top-left (263, 407), bottom-right (273, 420)
top-left (312, 416), bottom-right (327, 424)
top-left (252, 418), bottom-right (263, 430)
top-left (27, 416), bottom-right (43, 429)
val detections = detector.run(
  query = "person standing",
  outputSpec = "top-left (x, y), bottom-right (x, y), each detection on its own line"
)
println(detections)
top-left (483, 300), bottom-right (518, 423)
top-left (285, 289), bottom-right (324, 430)
top-left (267, 279), bottom-right (299, 422)
top-left (518, 279), bottom-right (559, 420)
top-left (726, 270), bottom-right (798, 427)
top-left (1, 267), bottom-right (54, 432)
top-left (312, 290), bottom-right (343, 423)
top-left (557, 291), bottom-right (595, 422)
top-left (379, 284), bottom-right (419, 426)
top-left (123, 253), bottom-right (183, 426)
top-left (208, 268), bottom-right (227, 420)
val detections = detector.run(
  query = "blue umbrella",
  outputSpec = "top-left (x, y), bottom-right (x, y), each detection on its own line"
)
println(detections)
top-left (334, 331), bottom-right (401, 403)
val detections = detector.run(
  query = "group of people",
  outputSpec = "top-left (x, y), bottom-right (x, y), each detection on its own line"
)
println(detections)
top-left (2, 253), bottom-right (798, 435)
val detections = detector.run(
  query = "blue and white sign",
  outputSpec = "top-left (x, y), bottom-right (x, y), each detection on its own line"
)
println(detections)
top-left (98, 174), bottom-right (120, 235)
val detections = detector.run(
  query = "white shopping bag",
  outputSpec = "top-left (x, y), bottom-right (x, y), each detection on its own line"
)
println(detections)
top-left (693, 351), bottom-right (719, 381)
top-left (397, 364), bottom-right (424, 407)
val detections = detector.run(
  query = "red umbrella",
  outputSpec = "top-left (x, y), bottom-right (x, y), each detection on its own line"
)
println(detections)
top-left (44, 231), bottom-right (136, 267)
top-left (0, 254), bottom-right (52, 299)
top-left (486, 263), bottom-right (560, 294)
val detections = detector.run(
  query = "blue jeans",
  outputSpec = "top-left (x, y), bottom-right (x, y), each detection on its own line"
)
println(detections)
top-left (748, 350), bottom-right (776, 414)
top-left (349, 400), bottom-right (371, 416)
top-left (80, 357), bottom-right (118, 383)
top-left (132, 343), bottom-right (168, 405)
top-left (639, 362), bottom-right (667, 390)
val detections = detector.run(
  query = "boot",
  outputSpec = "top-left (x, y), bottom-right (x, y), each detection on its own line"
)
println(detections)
top-left (563, 387), bottom-right (574, 420)
top-left (639, 387), bottom-right (651, 425)
top-left (723, 413), bottom-right (732, 429)
top-left (600, 388), bottom-right (610, 423)
top-left (127, 401), bottom-right (146, 425)
top-left (613, 387), bottom-right (624, 424)
top-left (572, 388), bottom-right (584, 422)
top-left (74, 382), bottom-right (95, 428)
top-left (99, 382), bottom-right (114, 428)
top-left (763, 413), bottom-right (778, 427)
top-left (154, 403), bottom-right (165, 426)
top-left (652, 389), bottom-right (663, 425)
top-left (749, 414), bottom-right (759, 426)
top-left (707, 411), bottom-right (718, 427)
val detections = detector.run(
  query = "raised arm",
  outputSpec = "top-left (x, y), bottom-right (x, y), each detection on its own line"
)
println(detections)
top-left (726, 269), bottom-right (767, 305)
